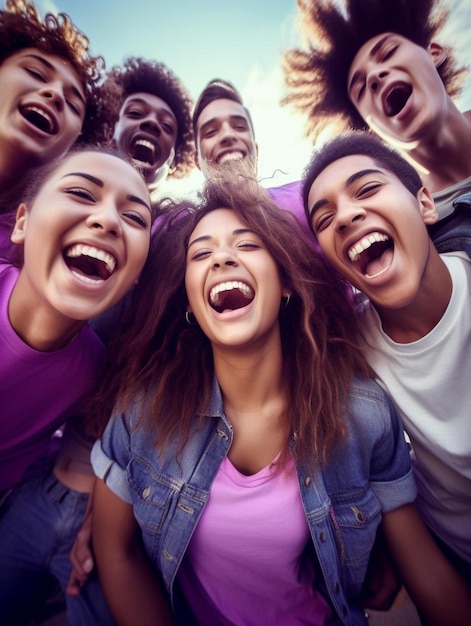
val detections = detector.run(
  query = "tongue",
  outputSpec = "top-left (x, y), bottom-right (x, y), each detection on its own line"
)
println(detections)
top-left (365, 247), bottom-right (393, 277)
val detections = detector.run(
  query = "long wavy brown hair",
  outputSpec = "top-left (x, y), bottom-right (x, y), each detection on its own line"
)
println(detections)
top-left (89, 167), bottom-right (373, 464)
top-left (282, 0), bottom-right (467, 143)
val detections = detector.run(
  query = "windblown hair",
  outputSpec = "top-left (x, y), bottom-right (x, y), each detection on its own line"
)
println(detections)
top-left (302, 131), bottom-right (423, 221)
top-left (0, 0), bottom-right (115, 145)
top-left (89, 163), bottom-right (372, 465)
top-left (282, 0), bottom-right (467, 142)
top-left (106, 57), bottom-right (195, 178)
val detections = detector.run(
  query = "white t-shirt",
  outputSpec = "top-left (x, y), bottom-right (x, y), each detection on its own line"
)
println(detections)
top-left (360, 252), bottom-right (471, 561)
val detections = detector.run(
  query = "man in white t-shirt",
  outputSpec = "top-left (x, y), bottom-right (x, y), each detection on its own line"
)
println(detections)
top-left (303, 131), bottom-right (471, 586)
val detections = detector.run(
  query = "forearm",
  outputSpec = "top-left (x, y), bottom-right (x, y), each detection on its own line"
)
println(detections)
top-left (383, 504), bottom-right (471, 626)
top-left (93, 479), bottom-right (174, 626)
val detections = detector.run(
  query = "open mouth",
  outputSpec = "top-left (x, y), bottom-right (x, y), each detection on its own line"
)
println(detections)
top-left (217, 151), bottom-right (245, 165)
top-left (383, 83), bottom-right (412, 117)
top-left (64, 243), bottom-right (117, 285)
top-left (130, 138), bottom-right (160, 166)
top-left (209, 281), bottom-right (254, 313)
top-left (19, 105), bottom-right (56, 134)
top-left (348, 232), bottom-right (393, 278)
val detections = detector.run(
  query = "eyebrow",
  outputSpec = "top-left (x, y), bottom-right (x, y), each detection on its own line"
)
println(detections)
top-left (124, 97), bottom-right (176, 120)
top-left (348, 34), bottom-right (391, 93)
top-left (199, 115), bottom-right (249, 136)
top-left (61, 172), bottom-right (151, 211)
top-left (188, 227), bottom-right (253, 249)
top-left (24, 54), bottom-right (86, 105)
top-left (309, 168), bottom-right (383, 215)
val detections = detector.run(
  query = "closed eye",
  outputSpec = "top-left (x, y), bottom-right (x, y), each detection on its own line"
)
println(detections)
top-left (314, 211), bottom-right (335, 233)
top-left (64, 187), bottom-right (95, 201)
top-left (190, 248), bottom-right (212, 260)
top-left (381, 45), bottom-right (399, 62)
top-left (237, 240), bottom-right (260, 250)
top-left (356, 182), bottom-right (383, 198)
top-left (123, 212), bottom-right (149, 228)
top-left (25, 67), bottom-right (46, 82)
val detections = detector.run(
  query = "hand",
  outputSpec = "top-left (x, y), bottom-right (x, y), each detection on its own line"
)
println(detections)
top-left (361, 526), bottom-right (402, 611)
top-left (66, 498), bottom-right (94, 596)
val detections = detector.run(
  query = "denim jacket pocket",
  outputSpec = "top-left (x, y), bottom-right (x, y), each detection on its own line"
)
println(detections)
top-left (128, 458), bottom-right (180, 537)
top-left (330, 488), bottom-right (382, 597)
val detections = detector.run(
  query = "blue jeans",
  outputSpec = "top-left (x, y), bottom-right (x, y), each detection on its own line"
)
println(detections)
top-left (0, 472), bottom-right (115, 626)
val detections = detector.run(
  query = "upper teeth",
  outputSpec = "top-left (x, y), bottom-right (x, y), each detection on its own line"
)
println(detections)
top-left (135, 139), bottom-right (155, 152)
top-left (348, 232), bottom-right (389, 262)
top-left (66, 244), bottom-right (116, 274)
top-left (25, 106), bottom-right (53, 128)
top-left (218, 151), bottom-right (244, 164)
top-left (209, 281), bottom-right (253, 304)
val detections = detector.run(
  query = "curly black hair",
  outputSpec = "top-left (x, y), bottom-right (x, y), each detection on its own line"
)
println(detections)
top-left (0, 0), bottom-right (118, 145)
top-left (105, 57), bottom-right (195, 178)
top-left (282, 0), bottom-right (467, 142)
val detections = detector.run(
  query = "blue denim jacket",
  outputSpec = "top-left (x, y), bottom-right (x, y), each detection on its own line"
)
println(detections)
top-left (92, 376), bottom-right (416, 626)
top-left (429, 192), bottom-right (471, 257)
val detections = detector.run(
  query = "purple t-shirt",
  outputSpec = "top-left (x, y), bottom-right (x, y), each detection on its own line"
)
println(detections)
top-left (0, 263), bottom-right (104, 490)
top-left (267, 180), bottom-right (318, 249)
top-left (177, 454), bottom-right (337, 625)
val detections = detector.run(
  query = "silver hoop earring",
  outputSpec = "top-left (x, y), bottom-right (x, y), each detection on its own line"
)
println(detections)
top-left (185, 310), bottom-right (196, 325)
top-left (283, 293), bottom-right (291, 308)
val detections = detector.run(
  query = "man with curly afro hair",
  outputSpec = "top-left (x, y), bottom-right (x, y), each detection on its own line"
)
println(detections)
top-left (283, 0), bottom-right (471, 256)
top-left (0, 0), bottom-right (116, 208)
top-left (106, 57), bottom-right (194, 189)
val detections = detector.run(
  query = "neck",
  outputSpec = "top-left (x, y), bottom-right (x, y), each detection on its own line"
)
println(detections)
top-left (212, 331), bottom-right (284, 414)
top-left (8, 273), bottom-right (85, 351)
top-left (400, 106), bottom-right (471, 193)
top-left (376, 250), bottom-right (453, 343)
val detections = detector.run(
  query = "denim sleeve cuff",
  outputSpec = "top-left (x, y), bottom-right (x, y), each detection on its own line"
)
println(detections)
top-left (371, 468), bottom-right (418, 513)
top-left (91, 440), bottom-right (132, 504)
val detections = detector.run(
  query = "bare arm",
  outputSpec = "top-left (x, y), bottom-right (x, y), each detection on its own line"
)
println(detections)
top-left (383, 503), bottom-right (471, 626)
top-left (92, 478), bottom-right (174, 626)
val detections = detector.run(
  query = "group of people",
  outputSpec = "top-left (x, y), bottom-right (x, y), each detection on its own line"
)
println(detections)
top-left (0, 0), bottom-right (469, 625)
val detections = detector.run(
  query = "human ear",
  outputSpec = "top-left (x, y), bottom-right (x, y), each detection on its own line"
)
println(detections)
top-left (417, 187), bottom-right (438, 225)
top-left (10, 203), bottom-right (28, 244)
top-left (428, 42), bottom-right (447, 69)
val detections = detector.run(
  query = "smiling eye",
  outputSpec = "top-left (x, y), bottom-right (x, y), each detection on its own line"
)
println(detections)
top-left (381, 45), bottom-right (399, 61)
top-left (64, 187), bottom-right (95, 201)
top-left (314, 212), bottom-right (334, 233)
top-left (190, 248), bottom-right (212, 261)
top-left (25, 67), bottom-right (47, 82)
top-left (237, 240), bottom-right (260, 250)
top-left (161, 122), bottom-right (176, 135)
top-left (357, 182), bottom-right (382, 198)
top-left (123, 212), bottom-right (148, 228)
top-left (125, 109), bottom-right (144, 119)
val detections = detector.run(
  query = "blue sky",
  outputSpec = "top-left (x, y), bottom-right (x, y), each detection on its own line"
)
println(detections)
top-left (7, 0), bottom-right (471, 192)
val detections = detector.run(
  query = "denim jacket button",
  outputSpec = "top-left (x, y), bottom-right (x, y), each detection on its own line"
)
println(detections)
top-left (304, 476), bottom-right (311, 487)
top-left (334, 582), bottom-right (340, 593)
top-left (142, 486), bottom-right (151, 500)
top-left (319, 530), bottom-right (326, 542)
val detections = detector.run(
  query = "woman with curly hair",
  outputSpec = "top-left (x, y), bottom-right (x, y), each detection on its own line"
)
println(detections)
top-left (0, 0), bottom-right (116, 214)
top-left (90, 166), bottom-right (470, 625)
top-left (282, 0), bottom-right (471, 256)
top-left (106, 57), bottom-right (194, 191)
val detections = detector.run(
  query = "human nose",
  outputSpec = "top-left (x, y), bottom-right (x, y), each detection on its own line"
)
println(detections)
top-left (367, 66), bottom-right (389, 93)
top-left (38, 83), bottom-right (65, 112)
top-left (211, 247), bottom-right (238, 268)
top-left (86, 202), bottom-right (122, 238)
top-left (218, 122), bottom-right (237, 144)
top-left (335, 203), bottom-right (367, 233)
top-left (139, 113), bottom-right (161, 136)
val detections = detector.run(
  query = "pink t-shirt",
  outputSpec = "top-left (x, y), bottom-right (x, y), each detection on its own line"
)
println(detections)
top-left (0, 263), bottom-right (104, 490)
top-left (178, 453), bottom-right (335, 625)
